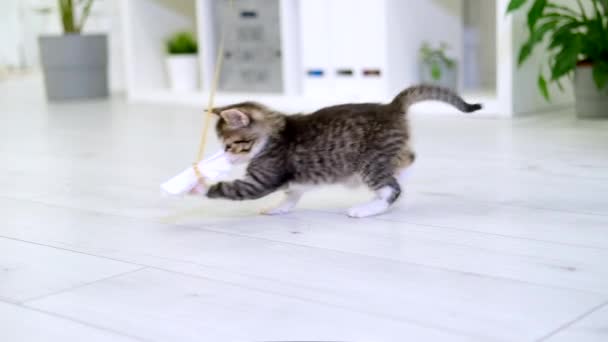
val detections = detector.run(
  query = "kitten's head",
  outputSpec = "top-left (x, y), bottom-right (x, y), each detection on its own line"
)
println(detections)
top-left (211, 102), bottom-right (284, 164)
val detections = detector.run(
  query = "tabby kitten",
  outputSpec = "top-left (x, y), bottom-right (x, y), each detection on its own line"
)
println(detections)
top-left (197, 85), bottom-right (481, 218)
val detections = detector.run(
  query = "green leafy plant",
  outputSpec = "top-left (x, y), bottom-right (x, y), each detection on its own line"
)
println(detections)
top-left (166, 32), bottom-right (198, 55)
top-left (58, 0), bottom-right (96, 34)
top-left (506, 0), bottom-right (608, 100)
top-left (419, 42), bottom-right (456, 81)
top-left (33, 0), bottom-right (96, 34)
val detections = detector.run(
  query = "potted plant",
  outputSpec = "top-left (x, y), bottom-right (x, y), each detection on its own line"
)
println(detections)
top-left (165, 31), bottom-right (199, 92)
top-left (419, 42), bottom-right (458, 90)
top-left (38, 0), bottom-right (108, 101)
top-left (507, 0), bottom-right (608, 118)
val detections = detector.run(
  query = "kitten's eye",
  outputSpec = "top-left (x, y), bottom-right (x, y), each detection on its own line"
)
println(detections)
top-left (225, 140), bottom-right (254, 153)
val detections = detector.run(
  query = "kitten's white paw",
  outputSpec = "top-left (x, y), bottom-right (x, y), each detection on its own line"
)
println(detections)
top-left (261, 191), bottom-right (302, 216)
top-left (347, 200), bottom-right (389, 218)
top-left (260, 205), bottom-right (293, 216)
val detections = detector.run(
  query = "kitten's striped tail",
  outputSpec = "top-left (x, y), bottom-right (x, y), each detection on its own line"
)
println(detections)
top-left (390, 85), bottom-right (482, 114)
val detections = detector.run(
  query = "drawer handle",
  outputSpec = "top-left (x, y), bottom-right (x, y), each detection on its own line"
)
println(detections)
top-left (336, 69), bottom-right (354, 76)
top-left (307, 69), bottom-right (325, 77)
top-left (362, 69), bottom-right (382, 77)
top-left (240, 11), bottom-right (257, 18)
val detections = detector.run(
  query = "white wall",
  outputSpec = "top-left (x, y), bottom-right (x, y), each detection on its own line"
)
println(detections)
top-left (0, 0), bottom-right (22, 68)
top-left (463, 0), bottom-right (496, 91)
top-left (387, 0), bottom-right (463, 94)
top-left (124, 0), bottom-right (196, 93)
top-left (88, 0), bottom-right (126, 93)
top-left (1, 0), bottom-right (125, 92)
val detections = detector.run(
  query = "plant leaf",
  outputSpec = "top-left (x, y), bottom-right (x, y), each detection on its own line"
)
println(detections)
top-left (548, 56), bottom-right (565, 92)
top-left (576, 0), bottom-right (588, 20)
top-left (528, 0), bottom-right (547, 31)
top-left (592, 61), bottom-right (608, 89)
top-left (600, 0), bottom-right (608, 14)
top-left (538, 74), bottom-right (550, 100)
top-left (167, 31), bottom-right (198, 54)
top-left (518, 42), bottom-right (534, 66)
top-left (59, 0), bottom-right (76, 33)
top-left (551, 35), bottom-right (582, 80)
top-left (548, 22), bottom-right (583, 50)
top-left (592, 0), bottom-right (608, 45)
top-left (507, 0), bottom-right (528, 13)
top-left (77, 0), bottom-right (95, 32)
top-left (431, 62), bottom-right (442, 81)
top-left (556, 79), bottom-right (565, 92)
top-left (516, 14), bottom-right (560, 66)
top-left (546, 3), bottom-right (581, 18)
top-left (531, 19), bottom-right (560, 43)
top-left (542, 11), bottom-right (579, 23)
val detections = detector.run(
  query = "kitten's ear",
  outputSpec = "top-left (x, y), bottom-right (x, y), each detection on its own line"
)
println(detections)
top-left (220, 108), bottom-right (250, 128)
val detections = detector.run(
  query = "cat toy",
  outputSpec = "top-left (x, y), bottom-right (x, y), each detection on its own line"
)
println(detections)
top-left (161, 3), bottom-right (233, 196)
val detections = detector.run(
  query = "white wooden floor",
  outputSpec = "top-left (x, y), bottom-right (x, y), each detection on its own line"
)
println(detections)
top-left (1, 76), bottom-right (608, 342)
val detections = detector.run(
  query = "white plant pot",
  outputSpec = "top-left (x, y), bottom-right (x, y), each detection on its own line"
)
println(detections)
top-left (166, 55), bottom-right (198, 91)
top-left (574, 65), bottom-right (608, 119)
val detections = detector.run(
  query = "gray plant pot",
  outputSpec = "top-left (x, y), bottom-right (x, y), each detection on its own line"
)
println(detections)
top-left (574, 65), bottom-right (608, 119)
top-left (419, 61), bottom-right (458, 90)
top-left (39, 34), bottom-right (108, 101)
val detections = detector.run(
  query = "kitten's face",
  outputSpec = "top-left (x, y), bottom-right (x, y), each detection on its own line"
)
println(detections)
top-left (221, 129), bottom-right (264, 164)
top-left (213, 102), bottom-right (276, 164)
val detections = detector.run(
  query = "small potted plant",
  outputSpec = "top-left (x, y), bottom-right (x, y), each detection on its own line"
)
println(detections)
top-left (38, 0), bottom-right (108, 101)
top-left (507, 0), bottom-right (608, 118)
top-left (419, 42), bottom-right (458, 90)
top-left (165, 31), bottom-right (199, 92)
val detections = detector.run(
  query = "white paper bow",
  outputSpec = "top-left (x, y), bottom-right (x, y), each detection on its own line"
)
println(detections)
top-left (161, 151), bottom-right (232, 196)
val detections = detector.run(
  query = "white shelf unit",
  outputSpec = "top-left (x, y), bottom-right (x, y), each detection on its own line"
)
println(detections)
top-left (120, 0), bottom-right (566, 117)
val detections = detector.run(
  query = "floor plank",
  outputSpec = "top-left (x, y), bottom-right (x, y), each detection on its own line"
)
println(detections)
top-left (0, 237), bottom-right (142, 303)
top-left (202, 211), bottom-right (608, 293)
top-left (0, 198), bottom-right (604, 341)
top-left (0, 301), bottom-right (139, 342)
top-left (544, 302), bottom-right (608, 342)
top-left (27, 268), bottom-right (476, 342)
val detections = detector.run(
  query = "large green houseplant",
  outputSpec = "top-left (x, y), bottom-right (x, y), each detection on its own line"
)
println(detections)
top-left (38, 0), bottom-right (108, 101)
top-left (507, 0), bottom-right (608, 118)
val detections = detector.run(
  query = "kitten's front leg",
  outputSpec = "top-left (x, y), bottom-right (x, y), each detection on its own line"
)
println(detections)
top-left (206, 164), bottom-right (284, 201)
top-left (206, 178), bottom-right (279, 201)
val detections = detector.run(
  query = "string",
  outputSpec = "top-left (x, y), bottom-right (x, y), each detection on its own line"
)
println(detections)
top-left (193, 0), bottom-right (233, 181)
top-left (196, 37), bottom-right (225, 163)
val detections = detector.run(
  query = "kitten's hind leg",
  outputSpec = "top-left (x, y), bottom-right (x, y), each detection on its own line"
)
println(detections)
top-left (347, 177), bottom-right (401, 218)
top-left (261, 188), bottom-right (304, 216)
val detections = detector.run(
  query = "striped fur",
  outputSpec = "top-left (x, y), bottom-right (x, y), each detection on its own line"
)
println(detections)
top-left (206, 85), bottom-right (481, 214)
top-left (391, 84), bottom-right (482, 113)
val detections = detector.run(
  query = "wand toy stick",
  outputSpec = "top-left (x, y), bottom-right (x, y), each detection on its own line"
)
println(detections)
top-left (160, 0), bottom-right (233, 196)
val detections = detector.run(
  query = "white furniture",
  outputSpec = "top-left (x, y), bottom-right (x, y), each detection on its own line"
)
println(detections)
top-left (120, 0), bottom-right (574, 117)
top-left (299, 0), bottom-right (463, 100)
